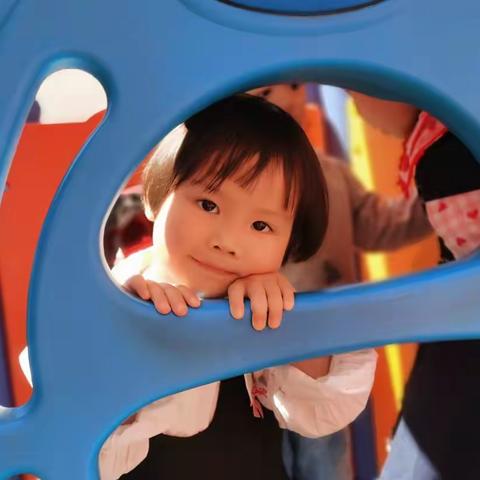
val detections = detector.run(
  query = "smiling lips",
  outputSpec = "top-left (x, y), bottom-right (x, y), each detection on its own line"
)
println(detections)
top-left (191, 256), bottom-right (237, 277)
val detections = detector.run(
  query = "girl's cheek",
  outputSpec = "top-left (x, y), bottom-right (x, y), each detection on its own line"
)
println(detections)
top-left (249, 239), bottom-right (286, 270)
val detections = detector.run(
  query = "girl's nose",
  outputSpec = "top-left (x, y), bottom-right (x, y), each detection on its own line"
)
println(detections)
top-left (209, 231), bottom-right (238, 256)
top-left (212, 241), bottom-right (236, 256)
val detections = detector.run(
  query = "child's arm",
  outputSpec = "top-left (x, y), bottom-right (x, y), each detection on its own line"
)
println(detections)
top-left (124, 274), bottom-right (200, 316)
top-left (111, 248), bottom-right (201, 316)
top-left (253, 348), bottom-right (377, 438)
top-left (290, 357), bottom-right (331, 378)
top-left (228, 272), bottom-right (294, 330)
top-left (340, 162), bottom-right (432, 251)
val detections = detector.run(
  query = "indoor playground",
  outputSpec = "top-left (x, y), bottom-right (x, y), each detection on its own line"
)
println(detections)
top-left (1, 1), bottom-right (480, 479)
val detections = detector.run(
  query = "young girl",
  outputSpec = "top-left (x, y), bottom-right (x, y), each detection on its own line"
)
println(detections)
top-left (99, 94), bottom-right (377, 480)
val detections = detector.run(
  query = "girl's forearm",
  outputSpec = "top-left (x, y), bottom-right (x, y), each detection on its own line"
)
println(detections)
top-left (291, 356), bottom-right (331, 379)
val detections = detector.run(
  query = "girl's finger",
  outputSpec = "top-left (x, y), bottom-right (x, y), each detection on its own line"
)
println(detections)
top-left (125, 275), bottom-right (150, 300)
top-left (278, 274), bottom-right (295, 311)
top-left (147, 282), bottom-right (171, 314)
top-left (177, 285), bottom-right (201, 308)
top-left (264, 280), bottom-right (284, 329)
top-left (228, 281), bottom-right (246, 320)
top-left (160, 284), bottom-right (188, 317)
top-left (247, 283), bottom-right (268, 331)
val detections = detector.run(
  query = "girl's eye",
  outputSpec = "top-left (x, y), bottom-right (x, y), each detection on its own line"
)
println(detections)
top-left (252, 221), bottom-right (272, 232)
top-left (198, 199), bottom-right (219, 213)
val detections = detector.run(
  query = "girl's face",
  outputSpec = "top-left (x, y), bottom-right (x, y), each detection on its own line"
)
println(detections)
top-left (151, 160), bottom-right (295, 297)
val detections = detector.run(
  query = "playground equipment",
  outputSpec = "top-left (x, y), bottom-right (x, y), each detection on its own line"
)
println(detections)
top-left (1, 0), bottom-right (480, 478)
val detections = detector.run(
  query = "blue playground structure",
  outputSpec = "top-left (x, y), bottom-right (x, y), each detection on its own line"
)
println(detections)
top-left (1, 0), bottom-right (480, 478)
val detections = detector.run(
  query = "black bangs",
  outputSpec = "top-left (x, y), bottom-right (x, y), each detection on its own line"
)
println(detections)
top-left (176, 145), bottom-right (300, 211)
top-left (172, 94), bottom-right (309, 210)
top-left (143, 94), bottom-right (328, 263)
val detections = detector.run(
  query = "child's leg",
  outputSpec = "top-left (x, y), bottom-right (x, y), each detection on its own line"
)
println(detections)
top-left (283, 429), bottom-right (351, 480)
top-left (379, 419), bottom-right (439, 480)
top-left (282, 429), bottom-right (295, 478)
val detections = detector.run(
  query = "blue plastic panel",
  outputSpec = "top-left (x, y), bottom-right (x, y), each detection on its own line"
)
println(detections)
top-left (0, 0), bottom-right (480, 478)
top-left (219, 0), bottom-right (384, 15)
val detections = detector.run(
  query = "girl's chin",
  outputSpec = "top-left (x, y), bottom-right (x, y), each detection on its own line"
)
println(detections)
top-left (196, 286), bottom-right (228, 299)
top-left (186, 281), bottom-right (229, 299)
top-left (175, 270), bottom-right (235, 299)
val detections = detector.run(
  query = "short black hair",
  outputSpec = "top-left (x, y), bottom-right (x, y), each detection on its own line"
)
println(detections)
top-left (143, 93), bottom-right (328, 263)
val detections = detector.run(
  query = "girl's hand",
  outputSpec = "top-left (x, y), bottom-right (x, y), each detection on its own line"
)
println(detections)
top-left (124, 275), bottom-right (201, 316)
top-left (228, 273), bottom-right (295, 331)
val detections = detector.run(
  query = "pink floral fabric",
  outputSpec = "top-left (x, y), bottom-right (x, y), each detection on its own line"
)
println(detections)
top-left (425, 189), bottom-right (480, 259)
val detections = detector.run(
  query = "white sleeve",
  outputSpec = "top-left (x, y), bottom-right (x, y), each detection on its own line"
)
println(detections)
top-left (98, 382), bottom-right (219, 479)
top-left (255, 349), bottom-right (377, 438)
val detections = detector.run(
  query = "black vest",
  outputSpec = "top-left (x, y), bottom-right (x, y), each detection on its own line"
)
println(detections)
top-left (123, 376), bottom-right (288, 480)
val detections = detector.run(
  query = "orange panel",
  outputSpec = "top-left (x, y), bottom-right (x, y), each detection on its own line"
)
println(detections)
top-left (0, 112), bottom-right (103, 405)
top-left (371, 348), bottom-right (397, 465)
top-left (304, 102), bottom-right (326, 152)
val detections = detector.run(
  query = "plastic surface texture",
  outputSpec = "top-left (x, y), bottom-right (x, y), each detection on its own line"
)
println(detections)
top-left (1, 0), bottom-right (480, 478)
top-left (218, 0), bottom-right (384, 15)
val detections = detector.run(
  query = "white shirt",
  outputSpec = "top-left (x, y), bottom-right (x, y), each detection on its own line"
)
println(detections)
top-left (98, 349), bottom-right (377, 480)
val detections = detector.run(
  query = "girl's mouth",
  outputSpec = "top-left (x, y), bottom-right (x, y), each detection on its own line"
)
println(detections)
top-left (190, 256), bottom-right (237, 277)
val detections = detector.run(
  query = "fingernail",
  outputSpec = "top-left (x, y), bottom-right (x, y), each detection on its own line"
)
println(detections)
top-left (158, 306), bottom-right (170, 315)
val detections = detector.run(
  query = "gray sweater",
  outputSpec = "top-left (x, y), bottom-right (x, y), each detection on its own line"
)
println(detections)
top-left (283, 155), bottom-right (432, 292)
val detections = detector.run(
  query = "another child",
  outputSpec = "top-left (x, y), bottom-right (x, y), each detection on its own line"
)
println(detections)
top-left (99, 94), bottom-right (377, 480)
top-left (352, 92), bottom-right (480, 479)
